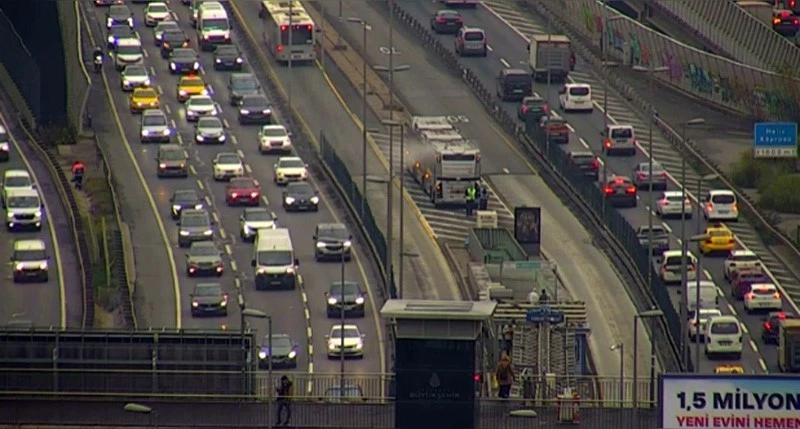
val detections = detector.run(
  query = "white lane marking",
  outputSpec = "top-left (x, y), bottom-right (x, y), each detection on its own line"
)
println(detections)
top-left (219, 228), bottom-right (227, 239)
top-left (205, 195), bottom-right (213, 206)
top-left (261, 195), bottom-right (270, 206)
top-left (225, 244), bottom-right (232, 255)
top-left (177, 134), bottom-right (184, 145)
top-left (486, 44), bottom-right (494, 52)
top-left (158, 85), bottom-right (164, 95)
top-left (231, 135), bottom-right (238, 145)
top-left (230, 260), bottom-right (238, 272)
top-left (170, 119), bottom-right (177, 129)
top-left (703, 270), bottom-right (713, 281)
top-left (236, 149), bottom-right (245, 159)
top-left (197, 179), bottom-right (204, 190)
top-left (223, 118), bottom-right (230, 128)
top-left (749, 339), bottom-right (758, 352)
top-left (143, 49), bottom-right (149, 58)
top-left (245, 164), bottom-right (252, 174)
top-left (566, 123), bottom-right (575, 133)
top-left (662, 222), bottom-right (672, 233)
top-left (149, 66), bottom-right (156, 76)
top-left (189, 165), bottom-right (197, 176)
top-left (578, 137), bottom-right (589, 149)
top-left (234, 278), bottom-right (241, 289)
top-left (502, 167), bottom-right (510, 174)
top-left (500, 58), bottom-right (510, 68)
top-left (212, 212), bottom-right (220, 224)
top-left (759, 359), bottom-right (767, 372)
top-left (164, 104), bottom-right (171, 114)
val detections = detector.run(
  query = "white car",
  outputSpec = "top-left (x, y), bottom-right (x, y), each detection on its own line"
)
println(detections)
top-left (724, 250), bottom-right (761, 281)
top-left (273, 156), bottom-right (308, 185)
top-left (212, 152), bottom-right (244, 181)
top-left (688, 308), bottom-right (722, 342)
top-left (702, 189), bottom-right (739, 222)
top-left (239, 207), bottom-right (277, 242)
top-left (655, 191), bottom-right (692, 219)
top-left (0, 124), bottom-right (10, 161)
top-left (184, 95), bottom-right (219, 122)
top-left (326, 324), bottom-right (364, 359)
top-left (120, 65), bottom-right (151, 91)
top-left (258, 125), bottom-right (292, 154)
top-left (144, 2), bottom-right (172, 27)
top-left (660, 250), bottom-right (697, 284)
top-left (2, 169), bottom-right (33, 206)
top-left (195, 117), bottom-right (226, 144)
top-left (558, 83), bottom-right (593, 112)
top-left (705, 315), bottom-right (742, 360)
top-left (744, 283), bottom-right (782, 313)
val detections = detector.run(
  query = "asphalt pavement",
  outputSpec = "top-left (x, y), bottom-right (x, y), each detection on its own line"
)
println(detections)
top-left (0, 101), bottom-right (81, 328)
top-left (390, 0), bottom-right (795, 373)
top-left (86, 0), bottom-right (387, 390)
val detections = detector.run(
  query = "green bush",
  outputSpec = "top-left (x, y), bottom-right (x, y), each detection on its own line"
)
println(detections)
top-left (728, 149), bottom-right (796, 191)
top-left (760, 173), bottom-right (800, 213)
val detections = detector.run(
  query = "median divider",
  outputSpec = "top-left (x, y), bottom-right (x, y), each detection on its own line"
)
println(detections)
top-left (385, 1), bottom-right (684, 372)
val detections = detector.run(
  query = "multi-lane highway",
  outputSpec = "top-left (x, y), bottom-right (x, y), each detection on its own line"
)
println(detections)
top-left (85, 0), bottom-right (385, 388)
top-left (0, 109), bottom-right (81, 328)
top-left (392, 0), bottom-right (800, 373)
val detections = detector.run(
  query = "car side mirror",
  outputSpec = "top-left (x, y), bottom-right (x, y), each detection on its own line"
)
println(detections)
top-left (558, 88), bottom-right (566, 94)
top-left (9, 257), bottom-right (13, 261)
top-left (273, 164), bottom-right (277, 168)
top-left (251, 260), bottom-right (256, 267)
top-left (176, 221), bottom-right (181, 226)
top-left (239, 215), bottom-right (245, 222)
top-left (294, 258), bottom-right (300, 266)
top-left (324, 335), bottom-right (330, 339)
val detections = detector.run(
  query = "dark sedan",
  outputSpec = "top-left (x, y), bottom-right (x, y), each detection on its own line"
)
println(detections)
top-left (282, 182), bottom-right (319, 212)
top-left (325, 281), bottom-right (366, 318)
top-left (169, 189), bottom-right (204, 220)
top-left (228, 73), bottom-right (261, 106)
top-left (517, 95), bottom-right (548, 121)
top-left (213, 45), bottom-right (244, 71)
top-left (568, 151), bottom-right (599, 181)
top-left (107, 24), bottom-right (136, 49)
top-left (257, 333), bottom-right (299, 369)
top-left (95, 0), bottom-right (123, 7)
top-left (430, 10), bottom-right (463, 34)
top-left (160, 30), bottom-right (190, 58)
top-left (602, 176), bottom-right (637, 208)
top-left (168, 48), bottom-right (200, 74)
top-left (237, 94), bottom-right (272, 125)
top-left (106, 5), bottom-right (133, 28)
top-left (189, 283), bottom-right (228, 317)
top-left (762, 312), bottom-right (795, 344)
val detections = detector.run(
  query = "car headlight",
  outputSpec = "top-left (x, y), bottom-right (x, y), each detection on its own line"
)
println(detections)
top-left (194, 204), bottom-right (203, 210)
top-left (240, 109), bottom-right (249, 115)
top-left (219, 134), bottom-right (226, 141)
top-left (6, 212), bottom-right (14, 219)
top-left (14, 263), bottom-right (24, 271)
top-left (141, 129), bottom-right (151, 136)
top-left (200, 89), bottom-right (209, 95)
top-left (40, 262), bottom-right (48, 270)
top-left (310, 196), bottom-right (319, 204)
top-left (193, 62), bottom-right (200, 69)
top-left (242, 224), bottom-right (252, 234)
top-left (192, 301), bottom-right (199, 307)
top-left (196, 135), bottom-right (204, 141)
top-left (34, 210), bottom-right (42, 218)
top-left (187, 110), bottom-right (196, 115)
top-left (258, 351), bottom-right (267, 359)
top-left (215, 58), bottom-right (221, 63)
top-left (172, 204), bottom-right (181, 211)
top-left (106, 18), bottom-right (112, 25)
top-left (220, 300), bottom-right (227, 307)
top-left (127, 17), bottom-right (133, 25)
top-left (123, 80), bottom-right (131, 86)
top-left (162, 129), bottom-right (170, 136)
top-left (170, 63), bottom-right (176, 70)
top-left (108, 35), bottom-right (114, 43)
top-left (179, 90), bottom-right (187, 96)
top-left (288, 351), bottom-right (297, 359)
top-left (316, 242), bottom-right (326, 249)
top-left (0, 143), bottom-right (9, 151)
top-left (257, 268), bottom-right (267, 274)
top-left (284, 197), bottom-right (295, 204)
top-left (236, 58), bottom-right (244, 63)
top-left (356, 342), bottom-right (363, 349)
top-left (301, 171), bottom-right (308, 178)
top-left (355, 296), bottom-right (365, 304)
top-left (328, 343), bottom-right (337, 350)
top-left (343, 240), bottom-right (352, 247)
top-left (262, 109), bottom-right (271, 114)
top-left (286, 266), bottom-right (294, 274)
top-left (203, 229), bottom-right (213, 236)
top-left (144, 78), bottom-right (151, 86)
top-left (328, 297), bottom-right (337, 305)
top-left (179, 231), bottom-right (190, 236)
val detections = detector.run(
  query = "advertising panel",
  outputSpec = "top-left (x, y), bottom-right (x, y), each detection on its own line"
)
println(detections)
top-left (660, 374), bottom-right (800, 429)
top-left (514, 206), bottom-right (541, 245)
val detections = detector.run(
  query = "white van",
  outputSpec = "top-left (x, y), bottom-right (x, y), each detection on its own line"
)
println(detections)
top-left (703, 189), bottom-right (739, 222)
top-left (2, 169), bottom-right (33, 206)
top-left (197, 2), bottom-right (231, 51)
top-left (601, 124), bottom-right (636, 156)
top-left (558, 83), bottom-right (593, 112)
top-left (705, 315), bottom-right (743, 359)
top-left (684, 280), bottom-right (719, 312)
top-left (660, 250), bottom-right (697, 284)
top-left (5, 188), bottom-right (43, 231)
top-left (252, 228), bottom-right (298, 290)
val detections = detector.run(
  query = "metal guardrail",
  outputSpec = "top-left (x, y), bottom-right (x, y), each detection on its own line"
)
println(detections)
top-left (386, 1), bottom-right (683, 374)
top-left (527, 0), bottom-right (800, 311)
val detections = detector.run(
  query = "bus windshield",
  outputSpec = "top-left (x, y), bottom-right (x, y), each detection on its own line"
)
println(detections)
top-left (280, 24), bottom-right (313, 45)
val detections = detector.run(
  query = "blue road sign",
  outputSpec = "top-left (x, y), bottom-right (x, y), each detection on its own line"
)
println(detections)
top-left (526, 306), bottom-right (565, 324)
top-left (753, 122), bottom-right (798, 159)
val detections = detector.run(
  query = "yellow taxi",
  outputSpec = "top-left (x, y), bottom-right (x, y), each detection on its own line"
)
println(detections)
top-left (698, 222), bottom-right (736, 255)
top-left (714, 364), bottom-right (744, 374)
top-left (176, 75), bottom-right (208, 103)
top-left (129, 87), bottom-right (160, 113)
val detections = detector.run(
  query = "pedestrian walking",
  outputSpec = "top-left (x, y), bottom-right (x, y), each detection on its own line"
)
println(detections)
top-left (479, 187), bottom-right (489, 211)
top-left (495, 354), bottom-right (515, 399)
top-left (464, 183), bottom-right (477, 217)
top-left (539, 289), bottom-right (550, 304)
top-left (501, 324), bottom-right (514, 354)
top-left (71, 160), bottom-right (85, 190)
top-left (275, 375), bottom-right (293, 426)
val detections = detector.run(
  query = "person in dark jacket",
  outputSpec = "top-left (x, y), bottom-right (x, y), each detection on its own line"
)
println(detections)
top-left (479, 187), bottom-right (489, 211)
top-left (495, 354), bottom-right (515, 399)
top-left (275, 375), bottom-right (293, 426)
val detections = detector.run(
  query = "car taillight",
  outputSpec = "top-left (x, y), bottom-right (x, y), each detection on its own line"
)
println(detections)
top-left (705, 238), bottom-right (713, 244)
top-left (733, 203), bottom-right (739, 212)
top-left (436, 183), bottom-right (443, 197)
top-left (159, 163), bottom-right (166, 168)
top-left (765, 322), bottom-right (772, 330)
top-left (794, 18), bottom-right (799, 25)
top-left (604, 139), bottom-right (611, 148)
top-left (773, 18), bottom-right (781, 25)
top-left (778, 312), bottom-right (787, 319)
top-left (250, 191), bottom-right (259, 198)
top-left (706, 203), bottom-right (713, 211)
top-left (746, 293), bottom-right (754, 300)
top-left (231, 192), bottom-right (238, 198)
top-left (521, 105), bottom-right (528, 113)
top-left (728, 239), bottom-right (735, 244)
top-left (690, 320), bottom-right (697, 326)
top-left (436, 17), bottom-right (446, 23)
top-left (591, 160), bottom-right (599, 169)
top-left (688, 264), bottom-right (696, 271)
top-left (276, 45), bottom-right (283, 53)
top-left (455, 17), bottom-right (463, 23)
top-left (636, 172), bottom-right (646, 179)
top-left (774, 292), bottom-right (781, 299)
top-left (659, 172), bottom-right (667, 178)
top-left (625, 186), bottom-right (637, 194)
top-left (603, 186), bottom-right (614, 195)
top-left (543, 105), bottom-right (549, 112)
top-left (661, 200), bottom-right (670, 206)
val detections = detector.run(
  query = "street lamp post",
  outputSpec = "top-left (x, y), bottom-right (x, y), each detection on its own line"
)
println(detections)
top-left (694, 173), bottom-right (718, 371)
top-left (632, 309), bottom-right (664, 408)
top-left (339, 246), bottom-right (349, 392)
top-left (346, 18), bottom-right (372, 219)
top-left (239, 305), bottom-right (271, 428)
top-left (678, 117), bottom-right (706, 370)
top-left (610, 343), bottom-right (624, 407)
top-left (123, 403), bottom-right (158, 428)
top-left (632, 65), bottom-right (669, 291)
top-left (382, 119), bottom-right (405, 298)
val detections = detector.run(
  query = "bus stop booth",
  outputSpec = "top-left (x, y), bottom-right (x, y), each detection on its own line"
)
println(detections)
top-left (381, 299), bottom-right (497, 429)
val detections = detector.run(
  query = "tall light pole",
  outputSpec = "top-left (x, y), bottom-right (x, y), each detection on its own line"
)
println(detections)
top-left (373, 65), bottom-right (410, 292)
top-left (610, 343), bottom-right (624, 407)
top-left (678, 117), bottom-right (706, 370)
top-left (691, 172), bottom-right (718, 371)
top-left (382, 119), bottom-right (405, 298)
top-left (287, 1), bottom-right (294, 110)
top-left (239, 303), bottom-right (271, 427)
top-left (346, 18), bottom-right (372, 219)
top-left (123, 403), bottom-right (158, 428)
top-left (339, 249), bottom-right (348, 392)
top-left (632, 309), bottom-right (663, 408)
top-left (632, 65), bottom-right (669, 290)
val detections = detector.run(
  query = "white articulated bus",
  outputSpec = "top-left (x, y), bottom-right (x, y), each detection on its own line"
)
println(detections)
top-left (259, 0), bottom-right (317, 63)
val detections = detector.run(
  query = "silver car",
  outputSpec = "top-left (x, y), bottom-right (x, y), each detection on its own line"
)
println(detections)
top-left (140, 109), bottom-right (171, 143)
top-left (120, 65), bottom-right (151, 91)
top-left (455, 27), bottom-right (487, 57)
top-left (195, 117), bottom-right (226, 144)
top-left (185, 95), bottom-right (219, 122)
top-left (153, 21), bottom-right (180, 45)
top-left (239, 207), bottom-right (277, 242)
top-left (632, 161), bottom-right (667, 190)
top-left (185, 241), bottom-right (224, 277)
top-left (178, 209), bottom-right (214, 248)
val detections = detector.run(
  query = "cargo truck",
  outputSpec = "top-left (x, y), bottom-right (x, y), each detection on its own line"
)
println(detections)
top-left (527, 34), bottom-right (572, 83)
top-left (778, 318), bottom-right (800, 372)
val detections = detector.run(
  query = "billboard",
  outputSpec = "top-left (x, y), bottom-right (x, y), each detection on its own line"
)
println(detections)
top-left (660, 374), bottom-right (800, 429)
top-left (514, 206), bottom-right (541, 245)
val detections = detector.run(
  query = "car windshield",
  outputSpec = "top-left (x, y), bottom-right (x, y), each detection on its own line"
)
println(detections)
top-left (708, 229), bottom-right (730, 237)
top-left (15, 249), bottom-right (46, 261)
top-left (664, 256), bottom-right (685, 266)
top-left (143, 115), bottom-right (166, 126)
top-left (752, 286), bottom-right (776, 295)
top-left (198, 118), bottom-right (221, 128)
top-left (8, 196), bottom-right (39, 208)
top-left (262, 127), bottom-right (287, 137)
top-left (124, 66), bottom-right (147, 76)
top-left (242, 97), bottom-right (268, 108)
top-left (117, 45), bottom-right (141, 55)
top-left (257, 250), bottom-right (293, 265)
top-left (182, 78), bottom-right (203, 86)
top-left (439, 11), bottom-right (459, 18)
top-left (6, 177), bottom-right (31, 187)
top-left (161, 150), bottom-right (184, 161)
top-left (710, 322), bottom-right (739, 335)
top-left (640, 227), bottom-right (666, 236)
top-left (665, 195), bottom-right (685, 203)
top-left (163, 32), bottom-right (186, 42)
top-left (266, 336), bottom-right (292, 348)
top-left (190, 98), bottom-right (213, 107)
top-left (172, 49), bottom-right (196, 60)
top-left (611, 128), bottom-right (633, 138)
top-left (711, 194), bottom-right (735, 204)
top-left (695, 309), bottom-right (720, 319)
top-left (331, 327), bottom-right (360, 338)
top-left (287, 183), bottom-right (312, 194)
top-left (182, 214), bottom-right (208, 227)
top-left (330, 282), bottom-right (360, 295)
top-left (524, 98), bottom-right (544, 107)
top-left (190, 244), bottom-right (217, 256)
top-left (201, 18), bottom-right (229, 31)
top-left (571, 154), bottom-right (594, 163)
top-left (217, 154), bottom-right (240, 164)
top-left (231, 179), bottom-right (256, 188)
top-left (110, 27), bottom-right (132, 38)
top-left (232, 78), bottom-right (258, 90)
top-left (639, 163), bottom-right (663, 172)
top-left (280, 159), bottom-right (304, 168)
top-left (246, 210), bottom-right (272, 221)
top-left (195, 285), bottom-right (221, 296)
top-left (174, 192), bottom-right (198, 203)
top-left (320, 226), bottom-right (348, 239)
top-left (157, 22), bottom-right (179, 32)
top-left (136, 89), bottom-right (157, 98)
top-left (216, 46), bottom-right (238, 56)
top-left (110, 6), bottom-right (130, 16)
top-left (149, 4), bottom-right (168, 13)
top-left (569, 86), bottom-right (590, 96)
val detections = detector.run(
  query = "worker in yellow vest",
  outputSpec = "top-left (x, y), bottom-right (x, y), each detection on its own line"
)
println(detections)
top-left (465, 184), bottom-right (477, 217)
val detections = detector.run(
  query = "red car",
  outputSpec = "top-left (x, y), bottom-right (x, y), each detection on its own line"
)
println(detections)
top-left (226, 178), bottom-right (260, 206)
